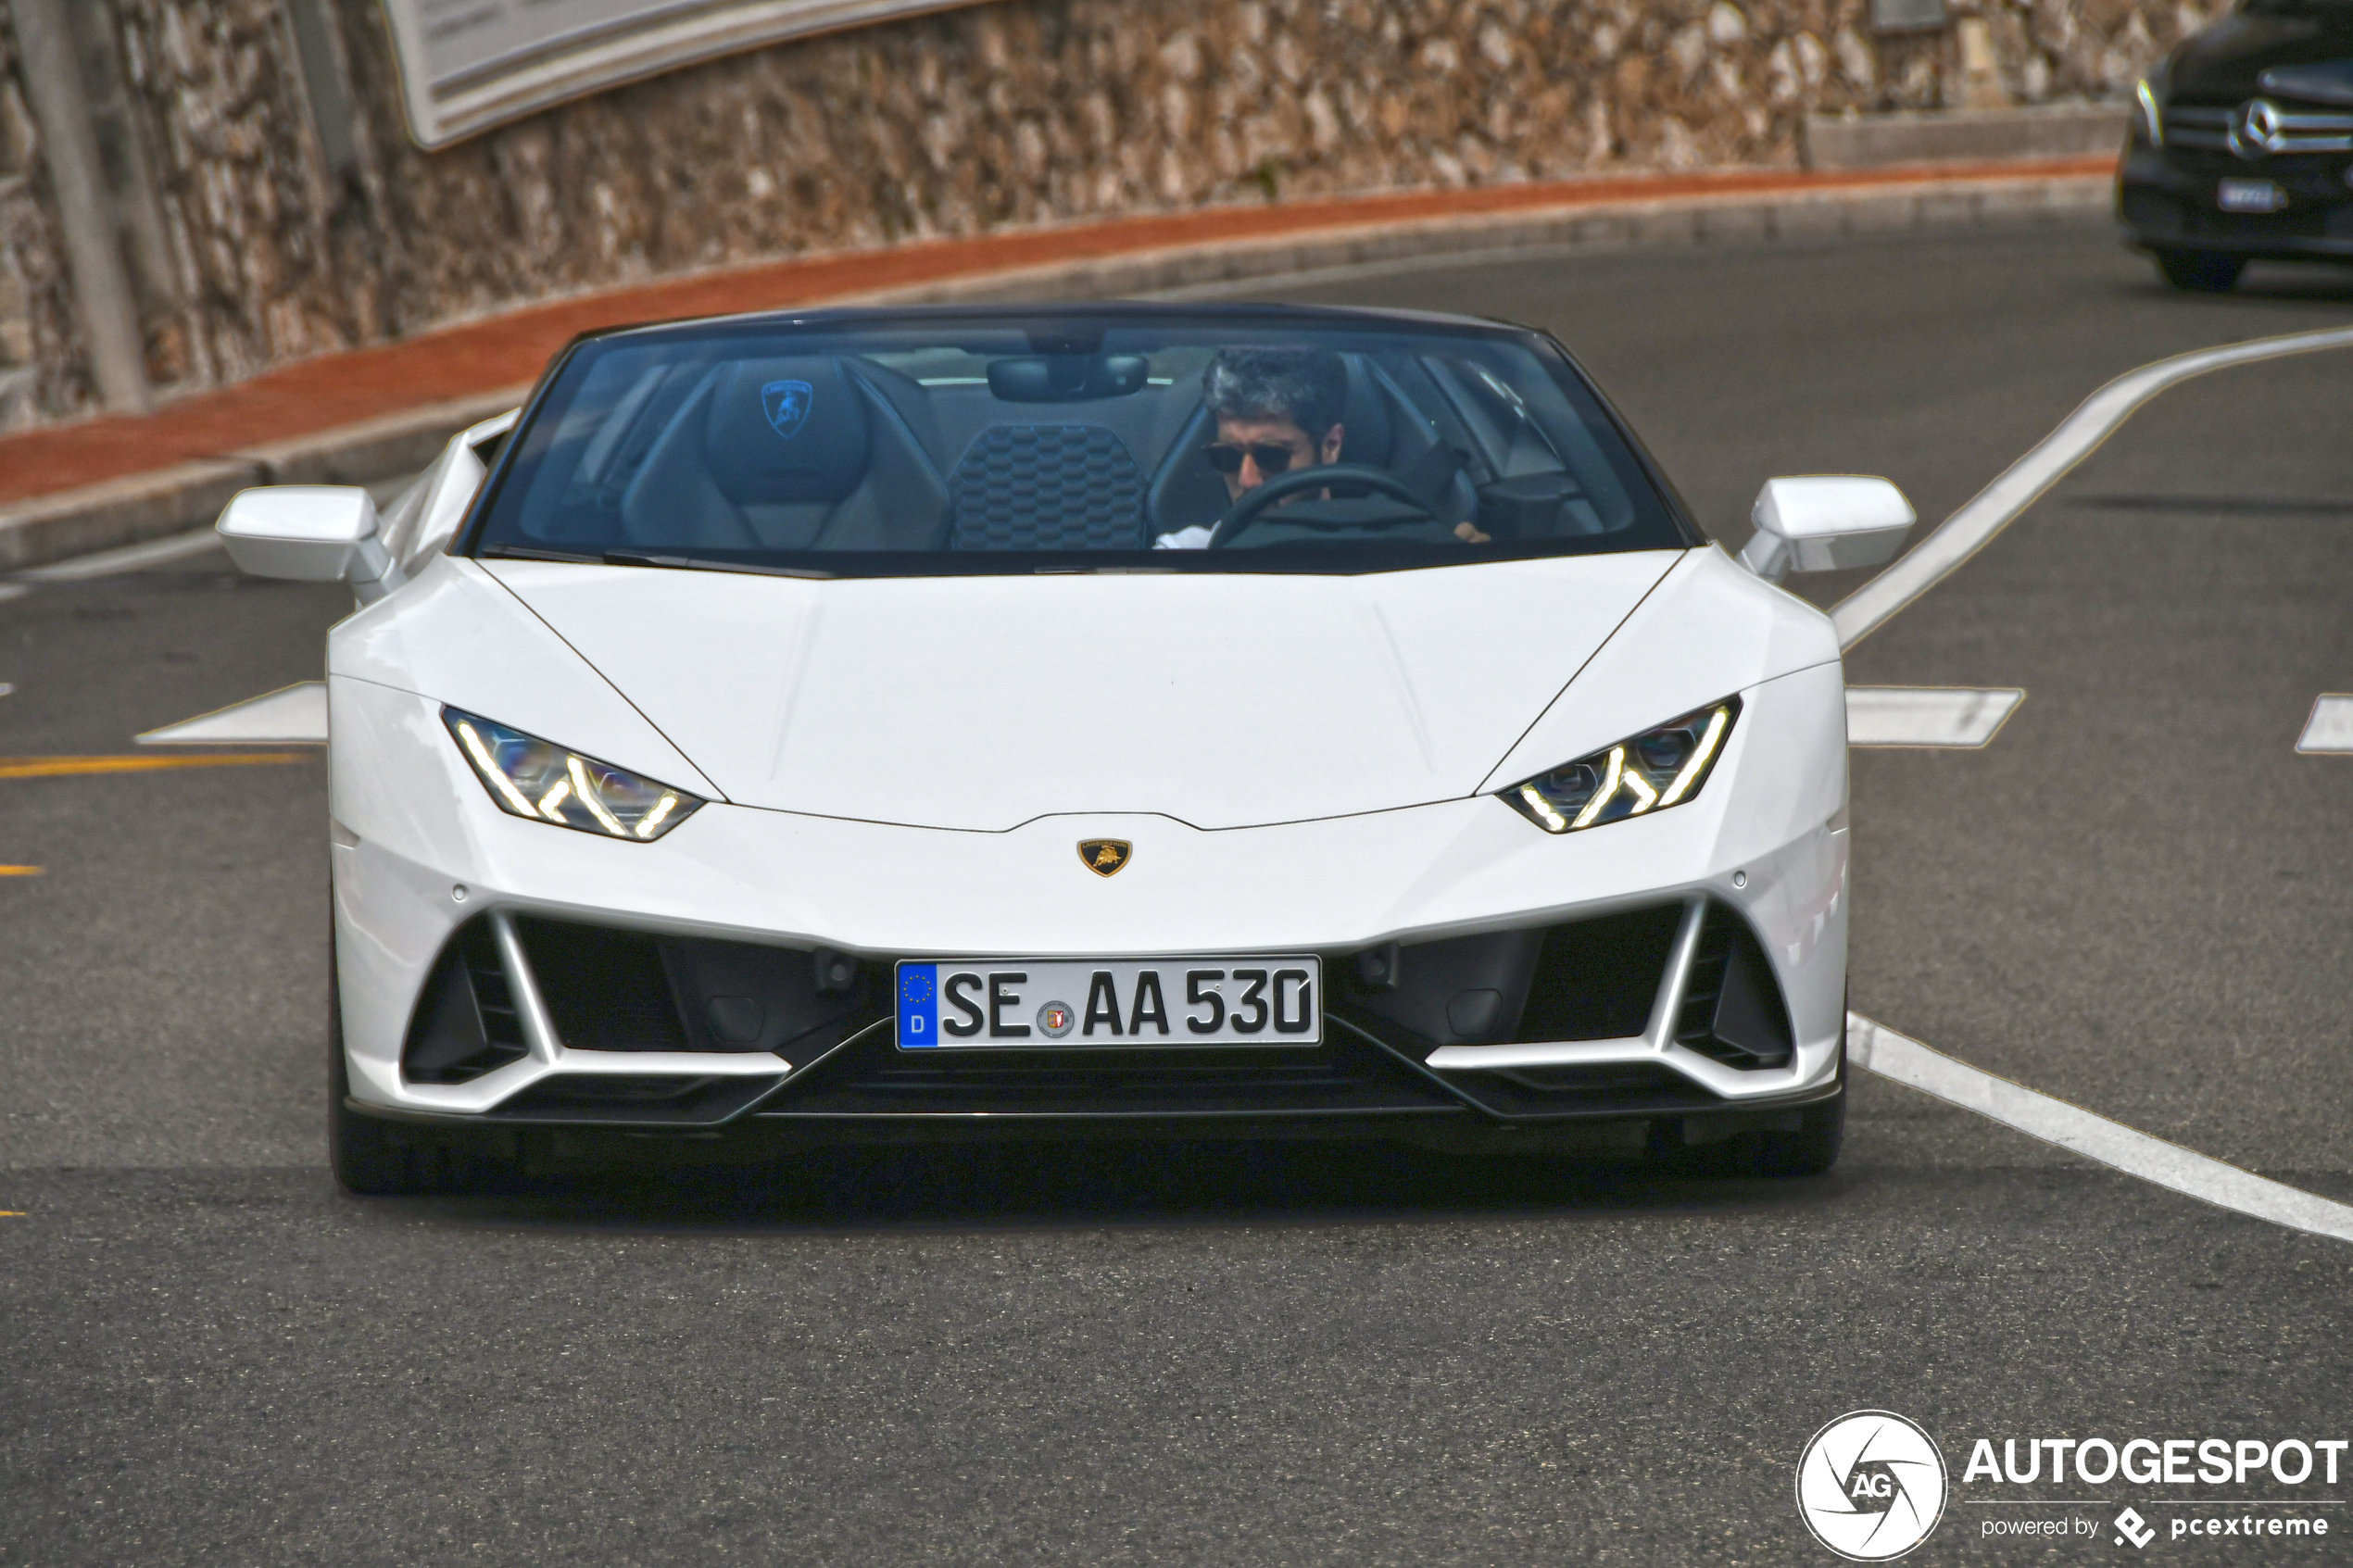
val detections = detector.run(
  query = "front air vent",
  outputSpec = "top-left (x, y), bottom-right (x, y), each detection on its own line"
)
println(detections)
top-left (401, 918), bottom-right (528, 1085)
top-left (1673, 908), bottom-right (1794, 1070)
top-left (401, 915), bottom-right (882, 1086)
top-left (516, 919), bottom-right (692, 1053)
top-left (1516, 905), bottom-right (1686, 1042)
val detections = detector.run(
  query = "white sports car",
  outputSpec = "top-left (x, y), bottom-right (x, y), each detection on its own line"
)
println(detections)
top-left (218, 304), bottom-right (1914, 1195)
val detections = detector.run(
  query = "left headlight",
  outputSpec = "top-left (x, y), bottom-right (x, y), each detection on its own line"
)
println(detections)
top-left (443, 708), bottom-right (703, 842)
top-left (1500, 698), bottom-right (1740, 834)
top-left (2133, 76), bottom-right (2164, 145)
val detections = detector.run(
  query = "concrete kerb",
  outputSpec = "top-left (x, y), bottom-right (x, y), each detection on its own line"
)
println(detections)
top-left (0, 390), bottom-right (529, 575)
top-left (855, 170), bottom-right (2110, 307)
top-left (0, 458), bottom-right (258, 572)
top-left (0, 168), bottom-right (2111, 578)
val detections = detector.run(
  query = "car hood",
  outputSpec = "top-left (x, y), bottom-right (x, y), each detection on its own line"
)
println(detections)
top-left (2171, 11), bottom-right (2353, 101)
top-left (480, 553), bottom-right (1682, 831)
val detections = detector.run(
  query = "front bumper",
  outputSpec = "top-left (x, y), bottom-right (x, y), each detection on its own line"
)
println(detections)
top-left (2117, 144), bottom-right (2353, 259)
top-left (329, 661), bottom-right (1850, 1138)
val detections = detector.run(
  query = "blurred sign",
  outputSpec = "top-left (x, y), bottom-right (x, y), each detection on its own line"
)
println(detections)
top-left (380, 0), bottom-right (995, 148)
top-left (1868, 0), bottom-right (1947, 31)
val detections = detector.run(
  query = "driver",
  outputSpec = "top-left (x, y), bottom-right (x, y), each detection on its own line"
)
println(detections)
top-left (1153, 347), bottom-right (1347, 549)
top-left (1154, 346), bottom-right (1489, 547)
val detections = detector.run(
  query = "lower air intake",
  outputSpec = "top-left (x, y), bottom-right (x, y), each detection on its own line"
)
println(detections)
top-left (1673, 908), bottom-right (1795, 1070)
top-left (401, 920), bottom-right (529, 1084)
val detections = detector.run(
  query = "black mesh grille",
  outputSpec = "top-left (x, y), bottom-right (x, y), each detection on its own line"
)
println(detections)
top-left (949, 425), bottom-right (1147, 550)
top-left (518, 919), bottom-right (691, 1053)
top-left (1516, 905), bottom-right (1683, 1042)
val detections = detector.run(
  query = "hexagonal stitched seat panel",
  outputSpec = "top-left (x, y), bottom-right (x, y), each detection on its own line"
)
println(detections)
top-left (948, 424), bottom-right (1148, 551)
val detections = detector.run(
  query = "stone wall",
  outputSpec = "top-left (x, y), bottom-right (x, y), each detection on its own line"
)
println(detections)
top-left (0, 0), bottom-right (2213, 432)
top-left (0, 6), bottom-right (80, 426)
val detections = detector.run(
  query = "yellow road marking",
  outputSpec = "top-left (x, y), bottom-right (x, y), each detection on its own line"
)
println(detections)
top-left (0, 866), bottom-right (42, 876)
top-left (0, 753), bottom-right (310, 780)
top-left (0, 1211), bottom-right (25, 1217)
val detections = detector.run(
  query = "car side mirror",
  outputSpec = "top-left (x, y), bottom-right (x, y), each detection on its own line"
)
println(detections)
top-left (1736, 476), bottom-right (1915, 584)
top-left (216, 485), bottom-right (406, 604)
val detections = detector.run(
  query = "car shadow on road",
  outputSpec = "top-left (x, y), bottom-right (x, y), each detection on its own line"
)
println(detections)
top-left (2120, 261), bottom-right (2353, 308)
top-left (384, 1136), bottom-right (1858, 1237)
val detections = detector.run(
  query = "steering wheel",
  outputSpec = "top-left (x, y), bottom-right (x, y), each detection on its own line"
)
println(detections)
top-left (1207, 463), bottom-right (1440, 548)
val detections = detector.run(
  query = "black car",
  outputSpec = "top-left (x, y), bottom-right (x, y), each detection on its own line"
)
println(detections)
top-left (2119, 0), bottom-right (2353, 290)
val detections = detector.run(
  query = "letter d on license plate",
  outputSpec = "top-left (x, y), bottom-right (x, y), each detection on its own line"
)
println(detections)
top-left (896, 958), bottom-right (1321, 1048)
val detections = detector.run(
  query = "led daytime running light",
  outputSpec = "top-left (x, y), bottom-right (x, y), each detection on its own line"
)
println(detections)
top-left (442, 707), bottom-right (703, 843)
top-left (1501, 698), bottom-right (1741, 835)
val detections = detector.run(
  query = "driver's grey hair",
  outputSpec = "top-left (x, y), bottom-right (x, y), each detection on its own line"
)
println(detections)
top-left (1202, 348), bottom-right (1348, 440)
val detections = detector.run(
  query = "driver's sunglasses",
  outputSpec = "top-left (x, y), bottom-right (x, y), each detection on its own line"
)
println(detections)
top-left (1202, 441), bottom-right (1300, 477)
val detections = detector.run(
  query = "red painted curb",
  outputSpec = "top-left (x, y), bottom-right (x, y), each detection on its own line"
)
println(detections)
top-left (0, 157), bottom-right (2112, 509)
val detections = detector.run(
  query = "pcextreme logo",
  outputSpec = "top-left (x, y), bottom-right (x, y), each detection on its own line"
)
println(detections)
top-left (1796, 1410), bottom-right (1950, 1561)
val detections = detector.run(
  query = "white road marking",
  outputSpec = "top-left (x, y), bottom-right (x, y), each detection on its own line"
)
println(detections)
top-left (0, 682), bottom-right (12, 698)
top-left (1831, 324), bottom-right (2353, 650)
top-left (136, 682), bottom-right (328, 746)
top-left (0, 583), bottom-right (26, 605)
top-left (1848, 1014), bottom-right (2353, 1246)
top-left (1846, 685), bottom-right (2022, 747)
top-left (2295, 694), bottom-right (2353, 755)
top-left (15, 525), bottom-right (223, 581)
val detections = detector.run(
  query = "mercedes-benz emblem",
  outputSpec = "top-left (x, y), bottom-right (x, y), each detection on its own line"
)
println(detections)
top-left (2229, 97), bottom-right (2284, 160)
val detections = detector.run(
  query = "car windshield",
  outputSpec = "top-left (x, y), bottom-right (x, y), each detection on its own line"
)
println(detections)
top-left (464, 307), bottom-right (1697, 576)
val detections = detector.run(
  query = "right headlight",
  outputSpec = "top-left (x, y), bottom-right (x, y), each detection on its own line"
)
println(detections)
top-left (443, 708), bottom-right (703, 842)
top-left (1500, 698), bottom-right (1740, 834)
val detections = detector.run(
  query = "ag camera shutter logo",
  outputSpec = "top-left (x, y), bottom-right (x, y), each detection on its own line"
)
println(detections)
top-left (1796, 1411), bottom-right (1948, 1561)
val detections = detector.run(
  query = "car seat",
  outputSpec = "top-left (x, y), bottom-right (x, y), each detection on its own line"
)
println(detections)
top-left (620, 357), bottom-right (948, 552)
top-left (946, 424), bottom-right (1150, 550)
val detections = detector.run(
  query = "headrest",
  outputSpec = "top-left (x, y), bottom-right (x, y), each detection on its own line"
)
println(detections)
top-left (703, 357), bottom-right (870, 506)
top-left (1336, 355), bottom-right (1393, 467)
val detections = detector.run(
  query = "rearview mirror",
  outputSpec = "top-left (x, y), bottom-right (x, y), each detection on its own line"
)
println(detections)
top-left (1737, 476), bottom-right (1915, 583)
top-left (216, 485), bottom-right (406, 604)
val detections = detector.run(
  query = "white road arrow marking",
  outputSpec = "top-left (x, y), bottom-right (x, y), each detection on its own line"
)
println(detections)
top-left (1832, 324), bottom-right (2353, 651)
top-left (1846, 686), bottom-right (2023, 747)
top-left (2295, 694), bottom-right (2353, 755)
top-left (1849, 1014), bottom-right (2353, 1246)
top-left (137, 682), bottom-right (327, 746)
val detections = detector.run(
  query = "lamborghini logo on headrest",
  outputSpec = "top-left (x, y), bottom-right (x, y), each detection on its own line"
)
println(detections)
top-left (1077, 839), bottom-right (1132, 877)
top-left (761, 379), bottom-right (813, 439)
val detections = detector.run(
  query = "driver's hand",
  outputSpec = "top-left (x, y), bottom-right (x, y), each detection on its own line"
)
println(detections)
top-left (1453, 521), bottom-right (1491, 544)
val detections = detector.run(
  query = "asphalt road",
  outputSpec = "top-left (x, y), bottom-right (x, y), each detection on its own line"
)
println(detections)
top-left (4, 215), bottom-right (2350, 1566)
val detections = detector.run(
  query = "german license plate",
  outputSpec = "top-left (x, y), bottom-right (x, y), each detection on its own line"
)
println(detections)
top-left (2218, 179), bottom-right (2286, 213)
top-left (895, 958), bottom-right (1322, 1048)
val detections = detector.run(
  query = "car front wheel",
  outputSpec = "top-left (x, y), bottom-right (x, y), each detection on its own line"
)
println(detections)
top-left (1748, 1060), bottom-right (1845, 1178)
top-left (329, 936), bottom-right (509, 1196)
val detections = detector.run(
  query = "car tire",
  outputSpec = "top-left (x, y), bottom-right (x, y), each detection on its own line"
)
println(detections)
top-left (328, 935), bottom-right (506, 1197)
top-left (2154, 250), bottom-right (2246, 293)
top-left (1747, 1025), bottom-right (1846, 1177)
